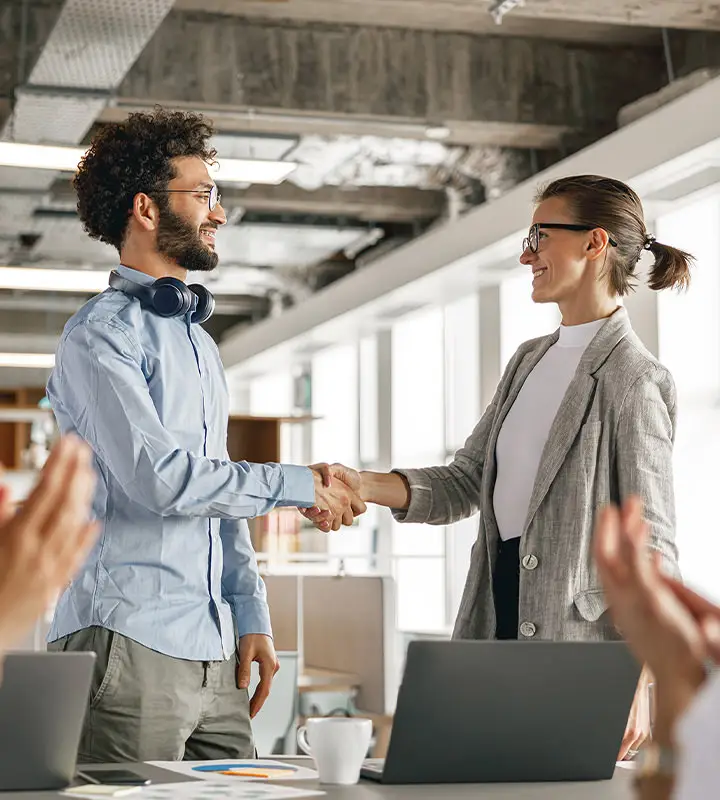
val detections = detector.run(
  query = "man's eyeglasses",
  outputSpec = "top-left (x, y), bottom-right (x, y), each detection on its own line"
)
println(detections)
top-left (522, 222), bottom-right (618, 254)
top-left (154, 185), bottom-right (221, 211)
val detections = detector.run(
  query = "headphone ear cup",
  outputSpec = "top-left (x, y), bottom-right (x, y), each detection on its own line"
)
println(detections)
top-left (188, 285), bottom-right (215, 324)
top-left (152, 277), bottom-right (193, 317)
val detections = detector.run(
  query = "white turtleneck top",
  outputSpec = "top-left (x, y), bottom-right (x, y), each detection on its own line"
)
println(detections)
top-left (493, 317), bottom-right (607, 541)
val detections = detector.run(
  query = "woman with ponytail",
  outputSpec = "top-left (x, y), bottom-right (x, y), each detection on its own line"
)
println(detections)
top-left (305, 174), bottom-right (693, 762)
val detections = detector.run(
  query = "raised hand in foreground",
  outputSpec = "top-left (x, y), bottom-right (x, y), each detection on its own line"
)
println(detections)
top-left (0, 436), bottom-right (99, 655)
top-left (594, 495), bottom-right (720, 747)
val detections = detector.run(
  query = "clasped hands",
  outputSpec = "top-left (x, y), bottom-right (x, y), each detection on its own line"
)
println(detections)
top-left (305, 463), bottom-right (366, 532)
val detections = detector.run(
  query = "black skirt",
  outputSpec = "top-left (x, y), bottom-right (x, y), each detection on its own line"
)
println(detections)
top-left (492, 536), bottom-right (520, 640)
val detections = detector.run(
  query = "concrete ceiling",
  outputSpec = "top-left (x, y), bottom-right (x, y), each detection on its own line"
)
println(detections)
top-left (1, 0), bottom-right (720, 387)
top-left (172, 0), bottom-right (717, 41)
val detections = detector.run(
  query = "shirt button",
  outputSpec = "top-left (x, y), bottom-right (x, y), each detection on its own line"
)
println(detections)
top-left (522, 554), bottom-right (539, 571)
top-left (520, 621), bottom-right (536, 638)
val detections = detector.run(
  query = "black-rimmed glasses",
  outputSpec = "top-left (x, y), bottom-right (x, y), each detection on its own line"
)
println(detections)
top-left (522, 222), bottom-right (618, 254)
top-left (154, 185), bottom-right (221, 211)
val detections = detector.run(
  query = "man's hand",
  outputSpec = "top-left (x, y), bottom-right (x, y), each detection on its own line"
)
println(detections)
top-left (593, 496), bottom-right (711, 743)
top-left (236, 633), bottom-right (280, 719)
top-left (0, 436), bottom-right (99, 653)
top-left (304, 464), bottom-right (366, 532)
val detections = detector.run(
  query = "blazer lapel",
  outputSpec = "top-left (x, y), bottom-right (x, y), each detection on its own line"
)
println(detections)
top-left (522, 306), bottom-right (633, 535)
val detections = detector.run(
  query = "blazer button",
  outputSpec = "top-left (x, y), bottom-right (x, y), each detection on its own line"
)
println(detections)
top-left (520, 621), bottom-right (536, 638)
top-left (522, 554), bottom-right (539, 571)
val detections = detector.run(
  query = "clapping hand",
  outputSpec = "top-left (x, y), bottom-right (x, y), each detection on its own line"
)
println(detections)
top-left (305, 463), bottom-right (366, 532)
top-left (0, 436), bottom-right (99, 654)
top-left (594, 495), bottom-right (720, 745)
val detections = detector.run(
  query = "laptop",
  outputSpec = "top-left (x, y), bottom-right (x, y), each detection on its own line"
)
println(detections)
top-left (0, 652), bottom-right (95, 791)
top-left (361, 640), bottom-right (640, 784)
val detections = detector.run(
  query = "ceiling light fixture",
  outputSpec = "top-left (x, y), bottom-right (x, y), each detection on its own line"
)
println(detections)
top-left (0, 352), bottom-right (55, 369)
top-left (208, 159), bottom-right (296, 185)
top-left (0, 142), bottom-right (298, 185)
top-left (0, 142), bottom-right (85, 172)
top-left (0, 267), bottom-right (110, 293)
top-left (0, 266), bottom-right (278, 296)
top-left (424, 125), bottom-right (451, 141)
top-left (489, 0), bottom-right (525, 24)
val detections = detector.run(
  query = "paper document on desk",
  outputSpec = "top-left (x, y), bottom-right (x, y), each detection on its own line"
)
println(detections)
top-left (147, 761), bottom-right (319, 782)
top-left (129, 782), bottom-right (323, 800)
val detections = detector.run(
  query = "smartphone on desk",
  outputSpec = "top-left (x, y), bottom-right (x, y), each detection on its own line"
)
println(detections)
top-left (76, 769), bottom-right (151, 786)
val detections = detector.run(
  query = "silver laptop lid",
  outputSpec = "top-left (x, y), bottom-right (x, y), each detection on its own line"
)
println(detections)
top-left (380, 640), bottom-right (640, 784)
top-left (0, 652), bottom-right (95, 791)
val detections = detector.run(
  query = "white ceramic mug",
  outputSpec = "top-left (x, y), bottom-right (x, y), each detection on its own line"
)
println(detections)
top-left (297, 717), bottom-right (372, 785)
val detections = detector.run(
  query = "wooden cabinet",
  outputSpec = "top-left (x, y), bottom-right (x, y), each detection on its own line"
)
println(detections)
top-left (226, 415), bottom-right (314, 554)
top-left (0, 388), bottom-right (48, 470)
top-left (227, 416), bottom-right (284, 464)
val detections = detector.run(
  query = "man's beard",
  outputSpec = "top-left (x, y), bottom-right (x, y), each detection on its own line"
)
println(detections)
top-left (156, 203), bottom-right (218, 273)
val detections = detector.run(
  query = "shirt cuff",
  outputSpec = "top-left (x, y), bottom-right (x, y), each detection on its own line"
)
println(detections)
top-left (275, 464), bottom-right (316, 508)
top-left (232, 596), bottom-right (274, 639)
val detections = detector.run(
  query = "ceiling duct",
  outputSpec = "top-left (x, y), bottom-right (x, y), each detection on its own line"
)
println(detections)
top-left (0, 0), bottom-right (176, 237)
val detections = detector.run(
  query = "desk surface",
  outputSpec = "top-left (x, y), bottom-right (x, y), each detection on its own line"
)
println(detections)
top-left (2, 759), bottom-right (636, 800)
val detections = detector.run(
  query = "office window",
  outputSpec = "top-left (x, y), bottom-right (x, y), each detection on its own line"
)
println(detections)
top-left (444, 295), bottom-right (480, 452)
top-left (672, 408), bottom-right (720, 603)
top-left (311, 344), bottom-right (369, 559)
top-left (391, 307), bottom-right (445, 463)
top-left (655, 195), bottom-right (720, 602)
top-left (394, 557), bottom-right (446, 632)
top-left (359, 336), bottom-right (379, 466)
top-left (657, 196), bottom-right (720, 403)
top-left (392, 522), bottom-right (444, 557)
top-left (312, 344), bottom-right (359, 466)
top-left (249, 371), bottom-right (293, 417)
top-left (443, 296), bottom-right (481, 625)
top-left (391, 307), bottom-right (447, 630)
top-left (249, 370), bottom-right (296, 461)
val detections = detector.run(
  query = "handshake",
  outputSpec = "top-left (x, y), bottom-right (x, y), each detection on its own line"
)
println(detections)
top-left (304, 463), bottom-right (368, 532)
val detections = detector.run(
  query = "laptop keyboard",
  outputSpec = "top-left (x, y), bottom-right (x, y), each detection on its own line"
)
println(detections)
top-left (362, 759), bottom-right (385, 774)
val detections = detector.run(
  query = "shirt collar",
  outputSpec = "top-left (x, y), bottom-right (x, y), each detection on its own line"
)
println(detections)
top-left (117, 264), bottom-right (156, 287)
top-left (557, 317), bottom-right (608, 348)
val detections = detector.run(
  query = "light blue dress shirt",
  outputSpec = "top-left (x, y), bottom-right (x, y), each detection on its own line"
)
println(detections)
top-left (47, 265), bottom-right (315, 661)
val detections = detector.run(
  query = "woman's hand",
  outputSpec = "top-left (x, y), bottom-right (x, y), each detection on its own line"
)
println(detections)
top-left (619, 667), bottom-right (652, 760)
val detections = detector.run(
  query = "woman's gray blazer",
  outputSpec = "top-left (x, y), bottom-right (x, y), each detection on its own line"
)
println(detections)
top-left (393, 307), bottom-right (680, 642)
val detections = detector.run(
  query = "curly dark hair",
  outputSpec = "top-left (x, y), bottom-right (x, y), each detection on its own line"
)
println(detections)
top-left (74, 108), bottom-right (217, 252)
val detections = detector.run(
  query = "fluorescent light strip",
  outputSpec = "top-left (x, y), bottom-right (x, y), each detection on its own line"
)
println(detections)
top-left (209, 159), bottom-right (297, 185)
top-left (0, 266), bottom-right (273, 295)
top-left (0, 267), bottom-right (110, 293)
top-left (0, 352), bottom-right (55, 369)
top-left (0, 142), bottom-right (297, 185)
top-left (0, 142), bottom-right (85, 172)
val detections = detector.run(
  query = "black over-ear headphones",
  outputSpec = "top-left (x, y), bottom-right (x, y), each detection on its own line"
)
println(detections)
top-left (108, 270), bottom-right (215, 324)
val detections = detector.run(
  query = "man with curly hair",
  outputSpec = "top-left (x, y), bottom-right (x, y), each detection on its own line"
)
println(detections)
top-left (45, 108), bottom-right (364, 762)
